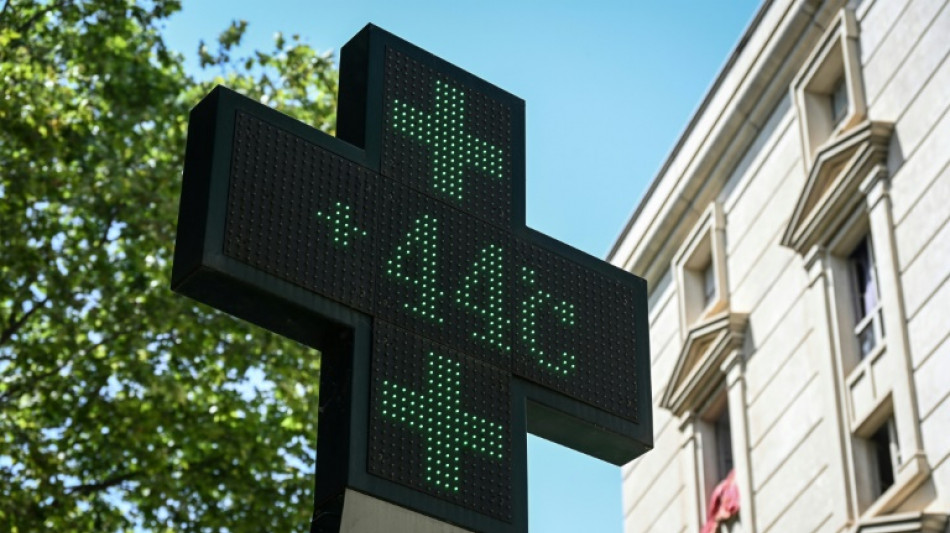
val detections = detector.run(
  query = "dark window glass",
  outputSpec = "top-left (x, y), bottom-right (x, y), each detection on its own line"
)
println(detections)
top-left (703, 262), bottom-right (716, 307)
top-left (849, 238), bottom-right (878, 319)
top-left (870, 422), bottom-right (895, 497)
top-left (849, 237), bottom-right (882, 358)
top-left (831, 77), bottom-right (849, 125)
top-left (714, 408), bottom-right (734, 481)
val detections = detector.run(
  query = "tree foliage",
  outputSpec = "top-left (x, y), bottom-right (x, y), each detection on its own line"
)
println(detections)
top-left (0, 1), bottom-right (337, 531)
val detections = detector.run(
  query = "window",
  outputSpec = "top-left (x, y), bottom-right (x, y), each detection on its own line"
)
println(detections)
top-left (855, 416), bottom-right (901, 510)
top-left (673, 202), bottom-right (727, 335)
top-left (848, 236), bottom-right (884, 359)
top-left (869, 419), bottom-right (898, 497)
top-left (697, 396), bottom-right (740, 533)
top-left (712, 406), bottom-right (734, 482)
top-left (820, 208), bottom-right (927, 518)
top-left (831, 76), bottom-right (849, 125)
top-left (662, 312), bottom-right (749, 531)
top-left (696, 395), bottom-right (736, 500)
top-left (702, 261), bottom-right (717, 307)
top-left (791, 8), bottom-right (866, 163)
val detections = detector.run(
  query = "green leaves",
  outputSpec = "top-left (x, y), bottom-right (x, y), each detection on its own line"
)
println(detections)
top-left (0, 2), bottom-right (337, 531)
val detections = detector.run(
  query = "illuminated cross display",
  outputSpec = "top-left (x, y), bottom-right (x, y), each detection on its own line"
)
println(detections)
top-left (393, 79), bottom-right (505, 200)
top-left (172, 24), bottom-right (652, 533)
top-left (381, 351), bottom-right (505, 492)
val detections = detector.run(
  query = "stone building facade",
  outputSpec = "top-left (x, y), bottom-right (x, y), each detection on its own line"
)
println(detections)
top-left (610, 0), bottom-right (950, 531)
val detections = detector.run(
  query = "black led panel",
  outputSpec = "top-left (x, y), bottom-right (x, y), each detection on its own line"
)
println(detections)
top-left (382, 48), bottom-right (514, 229)
top-left (171, 23), bottom-right (652, 533)
top-left (374, 178), bottom-right (514, 370)
top-left (512, 239), bottom-right (639, 422)
top-left (368, 321), bottom-right (512, 521)
top-left (225, 111), bottom-right (378, 313)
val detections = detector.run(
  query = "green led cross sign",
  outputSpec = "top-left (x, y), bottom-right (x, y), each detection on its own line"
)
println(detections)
top-left (393, 79), bottom-right (505, 200)
top-left (171, 24), bottom-right (652, 533)
top-left (381, 351), bottom-right (505, 492)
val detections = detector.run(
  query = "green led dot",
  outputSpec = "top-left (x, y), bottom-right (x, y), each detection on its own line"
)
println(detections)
top-left (314, 202), bottom-right (367, 248)
top-left (386, 216), bottom-right (443, 321)
top-left (519, 268), bottom-right (578, 375)
top-left (378, 351), bottom-right (504, 492)
top-left (390, 79), bottom-right (506, 201)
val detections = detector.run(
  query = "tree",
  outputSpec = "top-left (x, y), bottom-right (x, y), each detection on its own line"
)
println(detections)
top-left (0, 1), bottom-right (337, 531)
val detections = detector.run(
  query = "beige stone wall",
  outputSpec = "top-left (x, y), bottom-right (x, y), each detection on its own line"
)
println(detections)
top-left (873, 0), bottom-right (950, 520)
top-left (616, 0), bottom-right (950, 531)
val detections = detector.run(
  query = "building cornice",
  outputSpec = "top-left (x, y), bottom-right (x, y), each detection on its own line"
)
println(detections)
top-left (608, 0), bottom-right (846, 291)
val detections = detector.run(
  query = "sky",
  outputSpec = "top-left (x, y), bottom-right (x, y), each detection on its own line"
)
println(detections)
top-left (162, 2), bottom-right (762, 531)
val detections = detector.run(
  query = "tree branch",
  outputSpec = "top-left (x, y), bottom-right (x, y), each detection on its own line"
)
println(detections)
top-left (1, 268), bottom-right (43, 345)
top-left (0, 331), bottom-right (109, 406)
top-left (14, 0), bottom-right (71, 35)
top-left (0, 296), bottom-right (48, 347)
top-left (66, 470), bottom-right (142, 496)
top-left (0, 1), bottom-right (12, 29)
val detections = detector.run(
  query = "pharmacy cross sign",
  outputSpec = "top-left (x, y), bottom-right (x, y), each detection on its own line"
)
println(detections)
top-left (171, 24), bottom-right (652, 533)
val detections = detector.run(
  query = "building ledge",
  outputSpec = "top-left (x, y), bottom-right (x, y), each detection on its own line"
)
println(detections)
top-left (854, 510), bottom-right (947, 533)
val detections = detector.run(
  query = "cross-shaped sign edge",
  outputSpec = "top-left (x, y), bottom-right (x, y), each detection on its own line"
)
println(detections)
top-left (171, 23), bottom-right (652, 533)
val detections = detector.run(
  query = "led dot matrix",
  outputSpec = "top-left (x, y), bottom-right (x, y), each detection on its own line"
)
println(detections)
top-left (456, 244), bottom-right (510, 351)
top-left (393, 80), bottom-right (505, 201)
top-left (315, 201), bottom-right (368, 247)
top-left (175, 24), bottom-right (650, 533)
top-left (519, 267), bottom-right (576, 375)
top-left (381, 351), bottom-right (504, 492)
top-left (386, 214), bottom-right (444, 322)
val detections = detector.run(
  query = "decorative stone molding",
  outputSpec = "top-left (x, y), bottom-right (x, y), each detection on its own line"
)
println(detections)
top-left (672, 202), bottom-right (729, 338)
top-left (781, 120), bottom-right (892, 254)
top-left (660, 311), bottom-right (748, 418)
top-left (854, 511), bottom-right (947, 533)
top-left (791, 6), bottom-right (867, 164)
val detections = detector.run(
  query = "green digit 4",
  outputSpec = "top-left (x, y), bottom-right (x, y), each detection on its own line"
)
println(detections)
top-left (386, 215), bottom-right (444, 322)
top-left (455, 244), bottom-right (510, 351)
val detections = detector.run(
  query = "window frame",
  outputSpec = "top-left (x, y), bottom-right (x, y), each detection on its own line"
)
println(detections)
top-left (672, 202), bottom-right (728, 338)
top-left (692, 388), bottom-right (740, 524)
top-left (813, 173), bottom-right (929, 521)
top-left (784, 10), bottom-right (928, 515)
top-left (790, 8), bottom-right (866, 164)
top-left (853, 410), bottom-right (901, 512)
top-left (846, 235), bottom-right (885, 361)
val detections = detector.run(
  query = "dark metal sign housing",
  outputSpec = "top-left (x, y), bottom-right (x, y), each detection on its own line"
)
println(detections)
top-left (172, 24), bottom-right (652, 533)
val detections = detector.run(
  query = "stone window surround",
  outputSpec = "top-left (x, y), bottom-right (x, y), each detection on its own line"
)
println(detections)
top-left (791, 6), bottom-right (867, 165)
top-left (672, 201), bottom-right (729, 339)
top-left (677, 353), bottom-right (755, 533)
top-left (801, 167), bottom-right (929, 526)
top-left (784, 6), bottom-right (929, 522)
top-left (665, 200), bottom-right (755, 531)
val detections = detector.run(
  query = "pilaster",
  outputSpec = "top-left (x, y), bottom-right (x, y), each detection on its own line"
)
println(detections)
top-left (859, 168), bottom-right (925, 462)
top-left (679, 414), bottom-right (705, 532)
top-left (722, 350), bottom-right (756, 532)
top-left (804, 246), bottom-right (857, 528)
